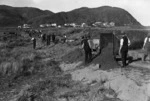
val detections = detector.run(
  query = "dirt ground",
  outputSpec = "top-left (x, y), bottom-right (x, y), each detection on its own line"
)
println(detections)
top-left (61, 43), bottom-right (150, 101)
top-left (59, 41), bottom-right (150, 101)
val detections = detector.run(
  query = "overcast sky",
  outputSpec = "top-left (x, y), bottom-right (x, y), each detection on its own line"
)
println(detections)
top-left (0, 0), bottom-right (149, 26)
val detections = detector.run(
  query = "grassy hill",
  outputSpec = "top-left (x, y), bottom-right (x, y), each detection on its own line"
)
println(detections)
top-left (0, 5), bottom-right (54, 27)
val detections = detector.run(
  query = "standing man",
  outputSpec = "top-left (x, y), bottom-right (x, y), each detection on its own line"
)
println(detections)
top-left (81, 36), bottom-right (85, 45)
top-left (119, 33), bottom-right (131, 67)
top-left (63, 34), bottom-right (67, 43)
top-left (47, 34), bottom-right (51, 45)
top-left (43, 34), bottom-right (46, 42)
top-left (82, 35), bottom-right (92, 64)
top-left (142, 33), bottom-right (150, 61)
top-left (31, 37), bottom-right (36, 49)
top-left (52, 33), bottom-right (56, 43)
top-left (41, 33), bottom-right (44, 42)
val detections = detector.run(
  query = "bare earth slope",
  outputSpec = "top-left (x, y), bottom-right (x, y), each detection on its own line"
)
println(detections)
top-left (60, 41), bottom-right (150, 101)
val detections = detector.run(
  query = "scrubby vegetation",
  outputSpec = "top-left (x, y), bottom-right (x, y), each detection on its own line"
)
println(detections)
top-left (0, 29), bottom-right (73, 101)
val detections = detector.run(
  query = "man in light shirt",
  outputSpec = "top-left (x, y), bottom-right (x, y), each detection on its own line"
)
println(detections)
top-left (142, 33), bottom-right (150, 61)
top-left (119, 33), bottom-right (131, 67)
top-left (31, 37), bottom-right (36, 49)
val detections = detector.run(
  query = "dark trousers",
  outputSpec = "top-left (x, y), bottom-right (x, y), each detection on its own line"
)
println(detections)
top-left (121, 50), bottom-right (128, 66)
top-left (33, 40), bottom-right (36, 49)
top-left (84, 49), bottom-right (92, 63)
top-left (47, 36), bottom-right (50, 45)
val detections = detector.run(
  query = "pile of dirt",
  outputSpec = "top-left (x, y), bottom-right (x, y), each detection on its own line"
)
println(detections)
top-left (91, 43), bottom-right (119, 70)
top-left (62, 48), bottom-right (84, 63)
top-left (70, 64), bottom-right (150, 101)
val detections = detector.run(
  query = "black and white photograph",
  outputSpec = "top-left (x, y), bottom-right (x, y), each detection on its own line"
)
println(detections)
top-left (0, 0), bottom-right (150, 101)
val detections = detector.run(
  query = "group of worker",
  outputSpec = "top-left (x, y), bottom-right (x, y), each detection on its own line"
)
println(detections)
top-left (31, 33), bottom-right (56, 49)
top-left (31, 29), bottom-right (150, 67)
top-left (81, 31), bottom-right (150, 67)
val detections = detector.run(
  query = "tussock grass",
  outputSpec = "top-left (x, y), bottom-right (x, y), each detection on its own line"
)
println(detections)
top-left (0, 52), bottom-right (42, 76)
top-left (12, 73), bottom-right (72, 101)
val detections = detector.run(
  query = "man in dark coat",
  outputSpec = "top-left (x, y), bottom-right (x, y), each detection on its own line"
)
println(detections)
top-left (47, 34), bottom-right (51, 45)
top-left (52, 33), bottom-right (56, 43)
top-left (119, 33), bottom-right (131, 67)
top-left (82, 36), bottom-right (92, 63)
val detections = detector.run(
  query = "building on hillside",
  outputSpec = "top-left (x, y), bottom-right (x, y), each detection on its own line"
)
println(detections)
top-left (103, 22), bottom-right (110, 27)
top-left (40, 24), bottom-right (45, 28)
top-left (51, 23), bottom-right (57, 27)
top-left (81, 23), bottom-right (88, 28)
top-left (64, 23), bottom-right (78, 27)
top-left (70, 23), bottom-right (75, 27)
top-left (64, 23), bottom-right (71, 27)
top-left (18, 26), bottom-right (22, 28)
top-left (109, 22), bottom-right (115, 27)
top-left (75, 25), bottom-right (81, 27)
top-left (46, 24), bottom-right (51, 27)
top-left (23, 24), bottom-right (31, 28)
top-left (92, 22), bottom-right (103, 27)
top-left (57, 25), bottom-right (61, 28)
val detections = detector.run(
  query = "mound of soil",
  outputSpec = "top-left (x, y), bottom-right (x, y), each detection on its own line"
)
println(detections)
top-left (91, 43), bottom-right (119, 70)
top-left (62, 48), bottom-right (84, 63)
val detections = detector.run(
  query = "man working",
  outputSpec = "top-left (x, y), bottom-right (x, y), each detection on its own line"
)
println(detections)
top-left (119, 33), bottom-right (131, 67)
top-left (31, 37), bottom-right (36, 49)
top-left (63, 34), bottom-right (67, 43)
top-left (47, 34), bottom-right (51, 45)
top-left (52, 33), bottom-right (56, 43)
top-left (82, 35), bottom-right (92, 64)
top-left (41, 33), bottom-right (46, 42)
top-left (142, 33), bottom-right (150, 61)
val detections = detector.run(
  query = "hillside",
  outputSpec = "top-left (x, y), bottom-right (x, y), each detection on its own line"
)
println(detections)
top-left (29, 6), bottom-right (141, 26)
top-left (0, 5), bottom-right (141, 27)
top-left (0, 5), bottom-right (54, 27)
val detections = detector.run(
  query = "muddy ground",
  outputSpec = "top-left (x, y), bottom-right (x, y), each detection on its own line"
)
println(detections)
top-left (0, 28), bottom-right (150, 101)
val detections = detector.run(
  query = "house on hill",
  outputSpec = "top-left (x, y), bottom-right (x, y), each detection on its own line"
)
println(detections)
top-left (81, 23), bottom-right (88, 28)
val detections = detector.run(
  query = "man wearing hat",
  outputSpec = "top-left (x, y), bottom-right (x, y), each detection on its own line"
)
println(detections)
top-left (142, 33), bottom-right (150, 61)
top-left (119, 32), bottom-right (131, 67)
